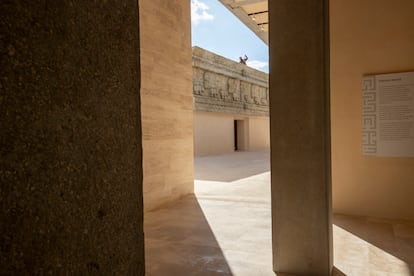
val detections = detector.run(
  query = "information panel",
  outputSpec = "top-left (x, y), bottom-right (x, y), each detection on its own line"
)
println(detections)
top-left (362, 71), bottom-right (414, 157)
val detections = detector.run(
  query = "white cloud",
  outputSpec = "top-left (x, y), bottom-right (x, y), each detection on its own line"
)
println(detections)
top-left (247, 60), bottom-right (269, 71)
top-left (191, 0), bottom-right (214, 25)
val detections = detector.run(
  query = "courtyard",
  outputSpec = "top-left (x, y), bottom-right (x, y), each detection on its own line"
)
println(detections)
top-left (145, 151), bottom-right (414, 275)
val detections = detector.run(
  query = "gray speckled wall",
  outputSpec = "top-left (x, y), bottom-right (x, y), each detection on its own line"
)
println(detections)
top-left (0, 1), bottom-right (144, 274)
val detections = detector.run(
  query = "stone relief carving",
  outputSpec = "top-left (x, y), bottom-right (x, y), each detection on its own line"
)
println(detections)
top-left (196, 68), bottom-right (268, 105)
top-left (192, 48), bottom-right (268, 116)
top-left (251, 85), bottom-right (268, 105)
top-left (216, 73), bottom-right (230, 101)
top-left (193, 67), bottom-right (205, 96)
top-left (262, 88), bottom-right (269, 105)
top-left (203, 71), bottom-right (231, 100)
top-left (241, 81), bottom-right (253, 104)
top-left (203, 71), bottom-right (219, 98)
top-left (228, 78), bottom-right (241, 101)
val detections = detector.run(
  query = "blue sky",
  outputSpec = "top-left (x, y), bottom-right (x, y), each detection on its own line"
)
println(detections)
top-left (191, 0), bottom-right (269, 73)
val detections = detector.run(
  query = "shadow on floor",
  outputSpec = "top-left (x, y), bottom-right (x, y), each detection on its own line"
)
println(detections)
top-left (194, 151), bottom-right (270, 182)
top-left (333, 214), bottom-right (414, 274)
top-left (144, 195), bottom-right (233, 275)
top-left (332, 266), bottom-right (347, 276)
top-left (276, 268), bottom-right (346, 276)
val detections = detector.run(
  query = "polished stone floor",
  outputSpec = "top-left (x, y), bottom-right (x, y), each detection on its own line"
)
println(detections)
top-left (145, 151), bottom-right (414, 275)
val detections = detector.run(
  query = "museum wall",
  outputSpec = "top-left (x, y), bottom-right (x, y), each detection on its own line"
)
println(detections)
top-left (330, 0), bottom-right (414, 219)
top-left (1, 1), bottom-right (144, 274)
top-left (139, 0), bottom-right (194, 211)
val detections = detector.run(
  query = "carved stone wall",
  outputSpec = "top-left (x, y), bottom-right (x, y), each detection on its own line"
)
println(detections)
top-left (192, 47), bottom-right (269, 117)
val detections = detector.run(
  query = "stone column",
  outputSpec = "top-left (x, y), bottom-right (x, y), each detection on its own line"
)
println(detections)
top-left (269, 0), bottom-right (332, 275)
top-left (139, 0), bottom-right (194, 212)
top-left (0, 1), bottom-right (144, 274)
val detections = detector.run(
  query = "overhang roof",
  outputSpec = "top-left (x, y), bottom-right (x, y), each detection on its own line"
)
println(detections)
top-left (218, 0), bottom-right (268, 45)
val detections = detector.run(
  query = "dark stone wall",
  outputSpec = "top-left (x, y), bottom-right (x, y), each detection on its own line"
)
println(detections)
top-left (0, 1), bottom-right (144, 274)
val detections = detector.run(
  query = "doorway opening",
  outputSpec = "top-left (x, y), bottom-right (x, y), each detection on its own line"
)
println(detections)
top-left (234, 119), bottom-right (247, 152)
top-left (234, 120), bottom-right (238, 151)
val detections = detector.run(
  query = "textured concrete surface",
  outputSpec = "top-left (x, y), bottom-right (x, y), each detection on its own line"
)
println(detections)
top-left (139, 0), bottom-right (194, 212)
top-left (145, 151), bottom-right (414, 276)
top-left (269, 0), bottom-right (332, 274)
top-left (0, 1), bottom-right (144, 274)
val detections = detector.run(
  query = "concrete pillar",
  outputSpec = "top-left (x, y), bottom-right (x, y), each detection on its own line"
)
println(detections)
top-left (0, 1), bottom-right (144, 274)
top-left (269, 1), bottom-right (332, 275)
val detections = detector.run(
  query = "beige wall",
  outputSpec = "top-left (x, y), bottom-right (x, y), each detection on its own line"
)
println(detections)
top-left (236, 119), bottom-right (249, 151)
top-left (140, 0), bottom-right (194, 211)
top-left (194, 112), bottom-right (269, 156)
top-left (194, 112), bottom-right (235, 156)
top-left (248, 117), bottom-right (271, 151)
top-left (331, 0), bottom-right (414, 219)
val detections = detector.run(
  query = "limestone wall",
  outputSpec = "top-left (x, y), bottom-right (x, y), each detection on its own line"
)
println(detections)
top-left (139, 0), bottom-right (194, 211)
top-left (192, 47), bottom-right (269, 116)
